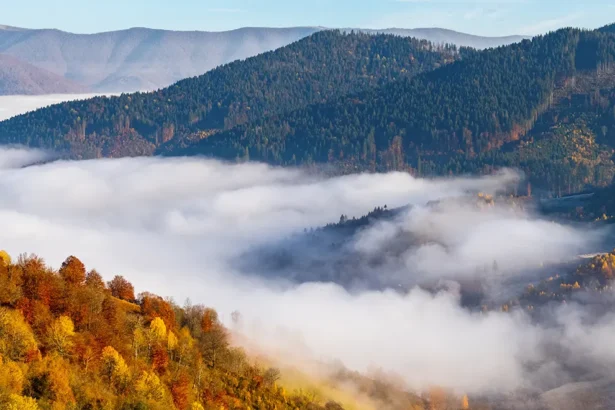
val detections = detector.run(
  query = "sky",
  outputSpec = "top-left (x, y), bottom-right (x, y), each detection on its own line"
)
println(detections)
top-left (2, 0), bottom-right (615, 37)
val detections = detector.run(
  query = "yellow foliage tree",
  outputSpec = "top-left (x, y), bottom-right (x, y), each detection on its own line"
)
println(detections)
top-left (132, 326), bottom-right (147, 360)
top-left (101, 346), bottom-right (130, 390)
top-left (45, 356), bottom-right (76, 409)
top-left (0, 250), bottom-right (11, 266)
top-left (168, 331), bottom-right (178, 352)
top-left (461, 394), bottom-right (470, 409)
top-left (5, 394), bottom-right (39, 410)
top-left (134, 370), bottom-right (166, 402)
top-left (0, 307), bottom-right (38, 361)
top-left (191, 402), bottom-right (205, 410)
top-left (47, 316), bottom-right (75, 356)
top-left (150, 317), bottom-right (167, 342)
top-left (0, 355), bottom-right (25, 395)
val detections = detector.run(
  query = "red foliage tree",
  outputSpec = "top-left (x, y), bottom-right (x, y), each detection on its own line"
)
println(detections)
top-left (170, 373), bottom-right (191, 410)
top-left (59, 256), bottom-right (86, 286)
top-left (151, 345), bottom-right (169, 375)
top-left (139, 293), bottom-right (176, 331)
top-left (107, 276), bottom-right (135, 302)
top-left (201, 308), bottom-right (218, 333)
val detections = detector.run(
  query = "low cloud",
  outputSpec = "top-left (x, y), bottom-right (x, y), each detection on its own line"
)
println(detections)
top-left (0, 93), bottom-right (114, 121)
top-left (0, 148), bottom-right (614, 400)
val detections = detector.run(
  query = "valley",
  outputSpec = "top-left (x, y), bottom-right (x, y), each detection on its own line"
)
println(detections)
top-left (0, 8), bottom-right (615, 410)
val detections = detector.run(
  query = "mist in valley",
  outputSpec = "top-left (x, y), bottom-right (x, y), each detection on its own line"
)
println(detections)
top-left (0, 145), bottom-right (614, 408)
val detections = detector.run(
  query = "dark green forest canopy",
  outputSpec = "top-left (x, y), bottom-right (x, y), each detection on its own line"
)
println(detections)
top-left (179, 29), bottom-right (615, 161)
top-left (0, 30), bottom-right (458, 158)
top-left (599, 23), bottom-right (615, 33)
top-left (174, 28), bottom-right (615, 193)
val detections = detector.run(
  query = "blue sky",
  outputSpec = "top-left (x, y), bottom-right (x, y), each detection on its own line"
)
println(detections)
top-left (4, 0), bottom-right (615, 36)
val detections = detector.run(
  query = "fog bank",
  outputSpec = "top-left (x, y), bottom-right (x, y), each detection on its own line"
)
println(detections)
top-left (0, 148), bottom-right (613, 398)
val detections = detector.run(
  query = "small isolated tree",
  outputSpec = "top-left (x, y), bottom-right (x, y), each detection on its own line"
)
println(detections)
top-left (107, 276), bottom-right (135, 302)
top-left (59, 256), bottom-right (86, 286)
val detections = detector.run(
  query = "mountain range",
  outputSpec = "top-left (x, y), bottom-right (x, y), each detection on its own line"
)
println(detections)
top-left (0, 24), bottom-right (526, 95)
top-left (0, 54), bottom-right (87, 95)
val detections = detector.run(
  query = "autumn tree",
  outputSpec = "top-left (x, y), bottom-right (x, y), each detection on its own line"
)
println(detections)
top-left (66, 285), bottom-right (105, 330)
top-left (139, 292), bottom-right (176, 330)
top-left (27, 356), bottom-right (75, 408)
top-left (18, 254), bottom-right (61, 312)
top-left (0, 250), bottom-right (11, 266)
top-left (0, 258), bottom-right (22, 305)
top-left (59, 256), bottom-right (86, 286)
top-left (47, 316), bottom-right (75, 356)
top-left (190, 402), bottom-right (205, 410)
top-left (108, 275), bottom-right (135, 302)
top-left (201, 308), bottom-right (218, 333)
top-left (199, 308), bottom-right (229, 368)
top-left (5, 394), bottom-right (39, 410)
top-left (73, 332), bottom-right (99, 371)
top-left (170, 373), bottom-right (191, 409)
top-left (150, 317), bottom-right (167, 342)
top-left (0, 307), bottom-right (39, 361)
top-left (461, 394), bottom-right (470, 410)
top-left (152, 345), bottom-right (169, 375)
top-left (134, 370), bottom-right (169, 405)
top-left (100, 346), bottom-right (130, 391)
top-left (0, 355), bottom-right (26, 397)
top-left (85, 269), bottom-right (106, 290)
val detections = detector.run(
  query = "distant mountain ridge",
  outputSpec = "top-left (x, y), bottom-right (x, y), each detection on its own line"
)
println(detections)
top-left (0, 26), bottom-right (321, 93)
top-left (0, 54), bottom-right (88, 95)
top-left (0, 24), bottom-right (527, 94)
top-left (347, 28), bottom-right (529, 49)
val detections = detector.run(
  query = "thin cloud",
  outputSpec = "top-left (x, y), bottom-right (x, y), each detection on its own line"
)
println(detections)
top-left (518, 12), bottom-right (584, 35)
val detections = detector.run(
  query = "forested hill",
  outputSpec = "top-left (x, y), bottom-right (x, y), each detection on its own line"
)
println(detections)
top-left (599, 23), bottom-right (615, 33)
top-left (0, 31), bottom-right (458, 158)
top-left (0, 252), bottom-right (436, 410)
top-left (175, 28), bottom-right (615, 174)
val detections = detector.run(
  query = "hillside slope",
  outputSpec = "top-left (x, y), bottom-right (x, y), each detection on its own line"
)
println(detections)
top-left (0, 54), bottom-right (88, 95)
top-left (0, 252), bottom-right (435, 410)
top-left (174, 28), bottom-right (615, 191)
top-left (0, 31), bottom-right (458, 158)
